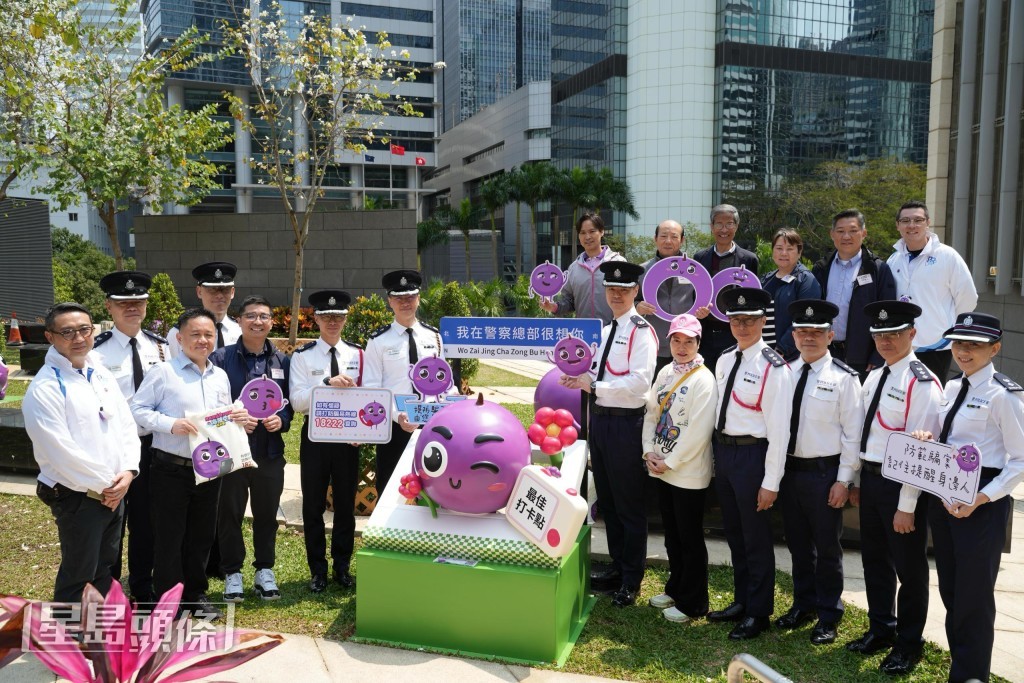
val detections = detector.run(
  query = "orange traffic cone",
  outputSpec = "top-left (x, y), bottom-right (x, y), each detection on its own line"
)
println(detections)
top-left (8, 311), bottom-right (22, 345)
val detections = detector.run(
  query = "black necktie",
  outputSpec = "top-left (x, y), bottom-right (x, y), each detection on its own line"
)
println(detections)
top-left (216, 322), bottom-right (225, 349)
top-left (407, 328), bottom-right (418, 364)
top-left (860, 365), bottom-right (891, 453)
top-left (716, 349), bottom-right (744, 432)
top-left (594, 320), bottom-right (618, 382)
top-left (329, 346), bottom-right (339, 378)
top-left (128, 337), bottom-right (144, 391)
top-left (939, 378), bottom-right (970, 444)
top-left (787, 362), bottom-right (812, 456)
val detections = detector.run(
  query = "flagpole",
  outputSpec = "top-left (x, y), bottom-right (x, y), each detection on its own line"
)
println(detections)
top-left (389, 147), bottom-right (394, 206)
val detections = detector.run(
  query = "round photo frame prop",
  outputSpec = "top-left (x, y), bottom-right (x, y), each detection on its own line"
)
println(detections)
top-left (640, 256), bottom-right (713, 322)
top-left (709, 265), bottom-right (761, 322)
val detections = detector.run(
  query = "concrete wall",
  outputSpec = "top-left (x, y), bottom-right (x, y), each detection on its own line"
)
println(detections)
top-left (133, 210), bottom-right (417, 308)
top-left (977, 286), bottom-right (1024, 379)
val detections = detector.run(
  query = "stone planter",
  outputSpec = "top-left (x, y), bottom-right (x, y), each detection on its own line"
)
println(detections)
top-left (0, 407), bottom-right (37, 474)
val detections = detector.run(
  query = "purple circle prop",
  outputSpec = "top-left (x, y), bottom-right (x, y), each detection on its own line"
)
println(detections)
top-left (534, 367), bottom-right (583, 427)
top-left (409, 356), bottom-right (454, 400)
top-left (529, 261), bottom-right (566, 300)
top-left (640, 256), bottom-right (713, 322)
top-left (546, 335), bottom-right (597, 376)
top-left (239, 375), bottom-right (288, 419)
top-left (191, 439), bottom-right (235, 479)
top-left (954, 443), bottom-right (981, 472)
top-left (709, 265), bottom-right (762, 322)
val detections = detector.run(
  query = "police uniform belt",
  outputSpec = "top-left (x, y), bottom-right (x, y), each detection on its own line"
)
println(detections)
top-left (590, 405), bottom-right (646, 416)
top-left (713, 431), bottom-right (768, 447)
top-left (152, 448), bottom-right (193, 468)
top-left (785, 454), bottom-right (840, 472)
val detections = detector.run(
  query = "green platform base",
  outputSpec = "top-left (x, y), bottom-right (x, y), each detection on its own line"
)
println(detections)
top-left (354, 525), bottom-right (595, 666)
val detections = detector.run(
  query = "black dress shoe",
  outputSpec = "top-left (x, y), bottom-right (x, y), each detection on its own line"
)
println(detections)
top-left (309, 574), bottom-right (327, 594)
top-left (707, 601), bottom-right (745, 622)
top-left (191, 595), bottom-right (224, 621)
top-left (880, 648), bottom-right (920, 676)
top-left (333, 569), bottom-right (356, 589)
top-left (775, 607), bottom-right (815, 630)
top-left (610, 585), bottom-right (638, 608)
top-left (728, 616), bottom-right (770, 640)
top-left (846, 631), bottom-right (895, 655)
top-left (810, 621), bottom-right (838, 645)
top-left (589, 567), bottom-right (622, 592)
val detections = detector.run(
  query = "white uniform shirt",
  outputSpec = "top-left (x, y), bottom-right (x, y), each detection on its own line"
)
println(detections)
top-left (364, 320), bottom-right (445, 413)
top-left (789, 353), bottom-right (864, 483)
top-left (860, 353), bottom-right (943, 511)
top-left (289, 338), bottom-right (364, 415)
top-left (589, 309), bottom-right (657, 409)
top-left (642, 362), bottom-right (717, 489)
top-left (714, 339), bottom-right (794, 492)
top-left (938, 363), bottom-right (1024, 503)
top-left (23, 347), bottom-right (141, 492)
top-left (167, 316), bottom-right (241, 358)
top-left (93, 328), bottom-right (169, 435)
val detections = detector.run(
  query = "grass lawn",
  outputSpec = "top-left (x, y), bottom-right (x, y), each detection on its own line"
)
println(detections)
top-left (471, 364), bottom-right (541, 388)
top-left (1, 378), bottom-right (28, 408)
top-left (0, 492), bottom-right (999, 683)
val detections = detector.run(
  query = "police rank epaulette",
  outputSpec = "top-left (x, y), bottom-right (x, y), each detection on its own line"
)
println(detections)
top-left (994, 372), bottom-right (1024, 392)
top-left (344, 339), bottom-right (364, 351)
top-left (630, 315), bottom-right (649, 328)
top-left (142, 329), bottom-right (168, 345)
top-left (93, 330), bottom-right (113, 348)
top-left (761, 347), bottom-right (786, 368)
top-left (723, 343), bottom-right (738, 355)
top-left (908, 360), bottom-right (935, 382)
top-left (420, 322), bottom-right (439, 333)
top-left (294, 341), bottom-right (317, 353)
top-left (831, 358), bottom-right (859, 376)
top-left (369, 325), bottom-right (391, 339)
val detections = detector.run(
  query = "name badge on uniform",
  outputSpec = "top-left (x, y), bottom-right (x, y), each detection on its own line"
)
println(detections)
top-left (271, 368), bottom-right (285, 379)
top-left (385, 347), bottom-right (402, 357)
top-left (106, 365), bottom-right (122, 372)
top-left (311, 369), bottom-right (325, 376)
top-left (857, 274), bottom-right (873, 286)
top-left (781, 274), bottom-right (795, 283)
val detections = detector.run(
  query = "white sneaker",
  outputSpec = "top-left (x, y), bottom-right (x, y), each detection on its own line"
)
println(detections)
top-left (663, 606), bottom-right (693, 623)
top-left (254, 568), bottom-right (281, 601)
top-left (223, 572), bottom-right (244, 603)
top-left (649, 593), bottom-right (675, 609)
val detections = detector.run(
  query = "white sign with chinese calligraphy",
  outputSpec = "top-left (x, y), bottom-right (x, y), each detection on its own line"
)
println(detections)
top-left (505, 465), bottom-right (588, 558)
top-left (308, 387), bottom-right (393, 444)
top-left (882, 432), bottom-right (981, 507)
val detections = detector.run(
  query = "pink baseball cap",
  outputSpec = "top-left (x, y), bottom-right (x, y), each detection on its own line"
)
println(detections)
top-left (668, 313), bottom-right (701, 338)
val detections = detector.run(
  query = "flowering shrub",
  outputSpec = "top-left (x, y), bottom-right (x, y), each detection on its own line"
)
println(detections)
top-left (341, 295), bottom-right (393, 348)
top-left (271, 306), bottom-right (317, 338)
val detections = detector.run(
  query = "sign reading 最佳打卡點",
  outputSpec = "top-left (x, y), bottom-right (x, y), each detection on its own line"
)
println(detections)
top-left (882, 431), bottom-right (980, 507)
top-left (308, 387), bottom-right (393, 444)
top-left (439, 317), bottom-right (602, 360)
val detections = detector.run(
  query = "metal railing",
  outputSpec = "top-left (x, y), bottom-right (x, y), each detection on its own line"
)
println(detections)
top-left (727, 653), bottom-right (794, 683)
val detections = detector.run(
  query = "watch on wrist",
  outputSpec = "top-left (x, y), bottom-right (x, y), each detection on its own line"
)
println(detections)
top-left (590, 380), bottom-right (596, 393)
top-left (839, 480), bottom-right (854, 490)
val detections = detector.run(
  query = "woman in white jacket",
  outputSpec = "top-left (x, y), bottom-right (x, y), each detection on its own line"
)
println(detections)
top-left (643, 313), bottom-right (718, 622)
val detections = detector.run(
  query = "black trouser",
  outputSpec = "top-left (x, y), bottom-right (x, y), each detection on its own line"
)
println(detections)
top-left (915, 349), bottom-right (953, 384)
top-left (589, 412), bottom-right (648, 588)
top-left (300, 423), bottom-right (360, 576)
top-left (375, 425), bottom-right (412, 495)
top-left (150, 451), bottom-right (221, 603)
top-left (779, 463), bottom-right (845, 625)
top-left (37, 482), bottom-right (123, 603)
top-left (218, 453), bottom-right (285, 574)
top-left (858, 467), bottom-right (929, 651)
top-left (928, 471), bottom-right (1009, 683)
top-left (713, 441), bottom-right (776, 617)
top-left (657, 479), bottom-right (708, 616)
top-left (112, 436), bottom-right (155, 599)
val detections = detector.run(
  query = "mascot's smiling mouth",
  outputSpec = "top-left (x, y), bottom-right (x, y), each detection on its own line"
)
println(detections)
top-left (448, 478), bottom-right (462, 489)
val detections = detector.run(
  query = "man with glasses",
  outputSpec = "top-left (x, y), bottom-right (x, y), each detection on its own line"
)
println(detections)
top-left (210, 296), bottom-right (292, 603)
top-left (812, 210), bottom-right (896, 382)
top-left (168, 262), bottom-right (241, 358)
top-left (24, 303), bottom-right (141, 602)
top-left (693, 205), bottom-right (759, 370)
top-left (707, 287), bottom-right (792, 640)
top-left (637, 219), bottom-right (692, 376)
top-left (885, 201), bottom-right (976, 382)
top-left (846, 301), bottom-right (942, 676)
top-left (93, 271), bottom-right (169, 605)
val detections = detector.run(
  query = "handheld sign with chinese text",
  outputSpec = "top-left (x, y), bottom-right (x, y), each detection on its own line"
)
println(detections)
top-left (882, 432), bottom-right (980, 507)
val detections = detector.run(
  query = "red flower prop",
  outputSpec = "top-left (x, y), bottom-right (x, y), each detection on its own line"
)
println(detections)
top-left (398, 472), bottom-right (439, 518)
top-left (528, 407), bottom-right (579, 455)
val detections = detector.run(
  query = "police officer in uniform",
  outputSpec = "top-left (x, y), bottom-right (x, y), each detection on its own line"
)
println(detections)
top-left (911, 313), bottom-right (1024, 683)
top-left (775, 299), bottom-right (864, 645)
top-left (168, 262), bottom-right (241, 358)
top-left (364, 270), bottom-right (445, 495)
top-left (847, 300), bottom-right (942, 676)
top-left (94, 271), bottom-right (169, 604)
top-left (706, 287), bottom-right (793, 640)
top-left (290, 290), bottom-right (365, 592)
top-left (561, 261), bottom-right (657, 608)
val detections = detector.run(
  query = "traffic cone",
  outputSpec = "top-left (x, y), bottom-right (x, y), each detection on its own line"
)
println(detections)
top-left (8, 311), bottom-right (22, 345)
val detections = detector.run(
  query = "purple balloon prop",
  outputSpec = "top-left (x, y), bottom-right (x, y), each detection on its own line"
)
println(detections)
top-left (359, 400), bottom-right (388, 427)
top-left (546, 335), bottom-right (598, 376)
top-left (409, 355), bottom-right (454, 400)
top-left (954, 443), bottom-right (981, 472)
top-left (709, 265), bottom-right (761, 322)
top-left (529, 261), bottom-right (567, 300)
top-left (239, 374), bottom-right (288, 419)
top-left (413, 395), bottom-right (530, 514)
top-left (534, 367), bottom-right (583, 427)
top-left (191, 439), bottom-right (235, 479)
top-left (640, 255), bottom-right (713, 322)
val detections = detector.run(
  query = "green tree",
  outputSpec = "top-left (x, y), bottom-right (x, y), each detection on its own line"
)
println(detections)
top-left (143, 273), bottom-right (184, 336)
top-left (518, 161), bottom-right (556, 272)
top-left (479, 173), bottom-right (510, 277)
top-left (591, 167), bottom-right (640, 224)
top-left (223, 3), bottom-right (425, 345)
top-left (418, 281), bottom-right (477, 385)
top-left (505, 166), bottom-right (527, 276)
top-left (558, 166), bottom-right (598, 261)
top-left (342, 295), bottom-right (393, 348)
top-left (51, 227), bottom-right (132, 321)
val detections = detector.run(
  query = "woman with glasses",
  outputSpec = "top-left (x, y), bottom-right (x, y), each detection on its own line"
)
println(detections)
top-left (910, 313), bottom-right (1024, 683)
top-left (760, 229), bottom-right (821, 362)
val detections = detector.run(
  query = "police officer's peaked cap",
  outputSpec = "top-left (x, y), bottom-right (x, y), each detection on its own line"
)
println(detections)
top-left (864, 300), bottom-right (921, 333)
top-left (789, 299), bottom-right (839, 328)
top-left (382, 270), bottom-right (422, 296)
top-left (716, 287), bottom-right (771, 316)
top-left (599, 261), bottom-right (644, 287)
top-left (192, 262), bottom-right (237, 287)
top-left (99, 271), bottom-right (152, 300)
top-left (943, 311), bottom-right (1002, 343)
top-left (309, 290), bottom-right (352, 315)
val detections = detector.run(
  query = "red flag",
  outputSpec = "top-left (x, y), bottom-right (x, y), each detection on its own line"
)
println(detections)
top-left (390, 144), bottom-right (405, 156)
top-left (415, 156), bottom-right (426, 166)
